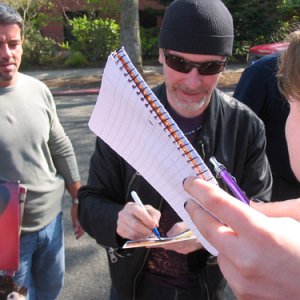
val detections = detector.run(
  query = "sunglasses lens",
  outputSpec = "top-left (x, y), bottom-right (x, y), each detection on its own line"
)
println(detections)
top-left (198, 61), bottom-right (226, 75)
top-left (165, 54), bottom-right (192, 73)
top-left (164, 50), bottom-right (226, 75)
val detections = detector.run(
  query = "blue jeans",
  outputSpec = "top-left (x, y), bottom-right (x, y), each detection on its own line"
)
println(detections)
top-left (13, 213), bottom-right (65, 300)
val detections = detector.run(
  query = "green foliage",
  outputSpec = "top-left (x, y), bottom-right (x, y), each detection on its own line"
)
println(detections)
top-left (12, 0), bottom-right (300, 67)
top-left (68, 15), bottom-right (120, 62)
top-left (223, 0), bottom-right (299, 59)
top-left (82, 0), bottom-right (120, 19)
top-left (3, 0), bottom-right (55, 31)
top-left (140, 27), bottom-right (159, 60)
top-left (21, 28), bottom-right (57, 68)
top-left (64, 51), bottom-right (88, 67)
top-left (279, 0), bottom-right (300, 8)
top-left (58, 41), bottom-right (70, 51)
top-left (150, 0), bottom-right (300, 61)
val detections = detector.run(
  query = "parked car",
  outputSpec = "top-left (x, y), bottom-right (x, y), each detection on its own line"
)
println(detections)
top-left (247, 41), bottom-right (289, 64)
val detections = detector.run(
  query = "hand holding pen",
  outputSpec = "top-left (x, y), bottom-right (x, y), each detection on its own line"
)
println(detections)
top-left (210, 157), bottom-right (250, 205)
top-left (131, 191), bottom-right (161, 240)
top-left (116, 191), bottom-right (162, 240)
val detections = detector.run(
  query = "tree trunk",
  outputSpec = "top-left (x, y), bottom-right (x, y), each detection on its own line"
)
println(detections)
top-left (120, 0), bottom-right (143, 74)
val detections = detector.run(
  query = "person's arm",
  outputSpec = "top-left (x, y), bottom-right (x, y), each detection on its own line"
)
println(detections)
top-left (237, 112), bottom-right (273, 201)
top-left (251, 198), bottom-right (300, 221)
top-left (183, 176), bottom-right (300, 300)
top-left (78, 138), bottom-right (126, 247)
top-left (78, 138), bottom-right (161, 248)
top-left (46, 89), bottom-right (84, 239)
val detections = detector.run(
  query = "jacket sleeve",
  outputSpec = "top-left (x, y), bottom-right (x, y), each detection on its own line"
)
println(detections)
top-left (238, 114), bottom-right (273, 201)
top-left (208, 93), bottom-right (273, 202)
top-left (78, 137), bottom-right (129, 248)
top-left (233, 63), bottom-right (269, 115)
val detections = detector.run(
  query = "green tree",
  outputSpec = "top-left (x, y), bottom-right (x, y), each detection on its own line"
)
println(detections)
top-left (2, 0), bottom-right (53, 28)
top-left (223, 0), bottom-right (299, 59)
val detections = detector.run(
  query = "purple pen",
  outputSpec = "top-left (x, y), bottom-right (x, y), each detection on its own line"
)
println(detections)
top-left (209, 157), bottom-right (250, 205)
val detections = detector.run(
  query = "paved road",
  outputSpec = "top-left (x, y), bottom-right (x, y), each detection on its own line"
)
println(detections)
top-left (55, 94), bottom-right (111, 300)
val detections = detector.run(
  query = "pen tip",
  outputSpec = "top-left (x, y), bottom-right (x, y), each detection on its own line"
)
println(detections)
top-left (152, 228), bottom-right (161, 240)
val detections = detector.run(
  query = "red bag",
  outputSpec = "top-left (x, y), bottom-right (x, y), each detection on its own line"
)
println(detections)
top-left (0, 181), bottom-right (26, 271)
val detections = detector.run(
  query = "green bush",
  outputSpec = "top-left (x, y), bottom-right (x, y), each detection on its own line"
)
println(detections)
top-left (64, 51), bottom-right (88, 67)
top-left (140, 27), bottom-right (159, 60)
top-left (68, 15), bottom-right (120, 63)
top-left (21, 28), bottom-right (57, 68)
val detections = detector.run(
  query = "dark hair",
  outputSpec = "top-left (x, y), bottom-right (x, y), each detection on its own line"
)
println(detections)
top-left (0, 3), bottom-right (24, 37)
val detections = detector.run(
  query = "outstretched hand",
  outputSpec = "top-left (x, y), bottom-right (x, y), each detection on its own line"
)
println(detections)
top-left (183, 176), bottom-right (300, 300)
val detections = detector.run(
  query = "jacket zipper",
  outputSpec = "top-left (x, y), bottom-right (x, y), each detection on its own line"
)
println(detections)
top-left (108, 247), bottom-right (118, 263)
top-left (106, 172), bottom-right (139, 264)
top-left (200, 271), bottom-right (211, 300)
top-left (128, 172), bottom-right (164, 300)
top-left (199, 141), bottom-right (206, 161)
top-left (132, 196), bottom-right (164, 300)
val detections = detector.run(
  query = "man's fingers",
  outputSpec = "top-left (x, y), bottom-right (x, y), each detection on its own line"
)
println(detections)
top-left (184, 199), bottom-right (236, 253)
top-left (183, 177), bottom-right (263, 234)
top-left (144, 204), bottom-right (161, 227)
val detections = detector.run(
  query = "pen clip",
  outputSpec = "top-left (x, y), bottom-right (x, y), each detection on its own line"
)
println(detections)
top-left (209, 156), bottom-right (224, 178)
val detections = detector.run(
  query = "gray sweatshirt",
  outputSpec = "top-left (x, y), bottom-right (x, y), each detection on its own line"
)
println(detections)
top-left (0, 73), bottom-right (80, 232)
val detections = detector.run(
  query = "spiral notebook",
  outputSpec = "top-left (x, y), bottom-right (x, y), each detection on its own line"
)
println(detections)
top-left (89, 48), bottom-right (219, 255)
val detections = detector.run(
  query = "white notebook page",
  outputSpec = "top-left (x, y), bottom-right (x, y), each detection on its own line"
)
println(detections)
top-left (89, 48), bottom-right (219, 255)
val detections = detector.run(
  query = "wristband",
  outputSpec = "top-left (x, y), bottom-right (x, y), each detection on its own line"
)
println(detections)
top-left (72, 198), bottom-right (79, 205)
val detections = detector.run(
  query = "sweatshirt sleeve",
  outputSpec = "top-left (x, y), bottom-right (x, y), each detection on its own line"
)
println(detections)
top-left (46, 87), bottom-right (80, 184)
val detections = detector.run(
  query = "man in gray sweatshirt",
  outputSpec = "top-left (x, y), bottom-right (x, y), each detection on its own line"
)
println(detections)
top-left (0, 3), bottom-right (84, 299)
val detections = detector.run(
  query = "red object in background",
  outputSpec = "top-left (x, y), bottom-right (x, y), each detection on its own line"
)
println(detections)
top-left (0, 182), bottom-right (21, 271)
top-left (247, 42), bottom-right (289, 64)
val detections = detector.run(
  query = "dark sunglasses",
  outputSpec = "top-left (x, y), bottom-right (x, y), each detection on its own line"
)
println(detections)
top-left (163, 49), bottom-right (228, 75)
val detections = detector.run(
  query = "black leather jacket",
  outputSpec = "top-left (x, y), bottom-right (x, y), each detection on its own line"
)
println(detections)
top-left (78, 84), bottom-right (272, 300)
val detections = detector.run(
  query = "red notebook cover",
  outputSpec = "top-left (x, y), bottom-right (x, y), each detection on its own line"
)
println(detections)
top-left (0, 181), bottom-right (21, 271)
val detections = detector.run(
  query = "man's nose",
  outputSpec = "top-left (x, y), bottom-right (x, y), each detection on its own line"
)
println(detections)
top-left (185, 67), bottom-right (203, 89)
top-left (0, 44), bottom-right (13, 58)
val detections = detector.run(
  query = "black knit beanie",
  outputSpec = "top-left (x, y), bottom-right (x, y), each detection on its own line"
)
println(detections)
top-left (159, 0), bottom-right (234, 56)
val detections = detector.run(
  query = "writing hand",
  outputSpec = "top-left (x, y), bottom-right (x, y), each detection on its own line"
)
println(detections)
top-left (117, 202), bottom-right (161, 240)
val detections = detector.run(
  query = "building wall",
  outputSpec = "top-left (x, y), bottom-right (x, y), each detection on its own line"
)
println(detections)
top-left (41, 0), bottom-right (88, 41)
top-left (41, 0), bottom-right (165, 42)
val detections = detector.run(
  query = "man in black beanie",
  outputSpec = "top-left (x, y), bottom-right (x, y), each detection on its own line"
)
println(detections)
top-left (78, 0), bottom-right (272, 299)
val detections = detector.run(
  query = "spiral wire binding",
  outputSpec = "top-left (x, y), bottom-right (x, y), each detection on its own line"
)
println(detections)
top-left (112, 48), bottom-right (215, 183)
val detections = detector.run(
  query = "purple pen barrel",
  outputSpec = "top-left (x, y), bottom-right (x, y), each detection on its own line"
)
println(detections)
top-left (209, 157), bottom-right (250, 205)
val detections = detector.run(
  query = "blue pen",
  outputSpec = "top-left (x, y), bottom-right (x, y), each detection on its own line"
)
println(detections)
top-left (131, 191), bottom-right (161, 240)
